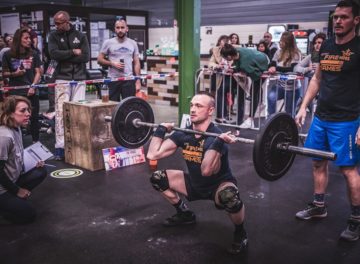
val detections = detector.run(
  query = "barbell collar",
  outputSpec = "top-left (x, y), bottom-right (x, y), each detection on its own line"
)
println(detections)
top-left (277, 143), bottom-right (337, 161)
top-left (104, 115), bottom-right (112, 122)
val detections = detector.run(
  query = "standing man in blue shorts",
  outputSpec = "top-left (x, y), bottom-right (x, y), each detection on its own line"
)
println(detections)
top-left (147, 92), bottom-right (248, 254)
top-left (295, 0), bottom-right (360, 241)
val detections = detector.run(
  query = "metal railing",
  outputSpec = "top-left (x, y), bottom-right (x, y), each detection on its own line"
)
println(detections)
top-left (195, 68), bottom-right (313, 137)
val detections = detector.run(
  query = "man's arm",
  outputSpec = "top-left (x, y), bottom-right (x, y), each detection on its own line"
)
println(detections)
top-left (269, 47), bottom-right (277, 61)
top-left (48, 34), bottom-right (74, 61)
top-left (146, 124), bottom-right (178, 160)
top-left (97, 52), bottom-right (124, 71)
top-left (97, 52), bottom-right (111, 67)
top-left (67, 35), bottom-right (90, 63)
top-left (295, 66), bottom-right (322, 127)
top-left (201, 146), bottom-right (222, 177)
top-left (133, 53), bottom-right (141, 77)
top-left (201, 132), bottom-right (236, 177)
top-left (133, 44), bottom-right (141, 91)
top-left (147, 137), bottom-right (178, 160)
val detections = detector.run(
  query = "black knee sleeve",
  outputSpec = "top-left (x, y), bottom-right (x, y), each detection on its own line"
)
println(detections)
top-left (218, 186), bottom-right (243, 213)
top-left (150, 170), bottom-right (169, 192)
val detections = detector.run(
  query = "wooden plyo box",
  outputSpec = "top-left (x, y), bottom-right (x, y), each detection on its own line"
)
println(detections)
top-left (63, 100), bottom-right (118, 171)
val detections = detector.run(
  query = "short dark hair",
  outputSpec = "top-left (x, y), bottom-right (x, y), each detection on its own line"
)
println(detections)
top-left (115, 18), bottom-right (127, 26)
top-left (54, 11), bottom-right (70, 21)
top-left (195, 91), bottom-right (215, 108)
top-left (220, 43), bottom-right (238, 58)
top-left (257, 39), bottom-right (270, 54)
top-left (336, 0), bottom-right (360, 18)
top-left (0, 96), bottom-right (31, 128)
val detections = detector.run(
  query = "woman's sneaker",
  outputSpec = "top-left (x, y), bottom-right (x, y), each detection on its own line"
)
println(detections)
top-left (340, 218), bottom-right (360, 241)
top-left (239, 118), bottom-right (254, 129)
top-left (295, 202), bottom-right (327, 220)
top-left (162, 211), bottom-right (196, 227)
top-left (215, 118), bottom-right (226, 123)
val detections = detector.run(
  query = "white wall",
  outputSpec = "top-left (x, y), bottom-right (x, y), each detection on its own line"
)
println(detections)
top-left (149, 21), bottom-right (328, 55)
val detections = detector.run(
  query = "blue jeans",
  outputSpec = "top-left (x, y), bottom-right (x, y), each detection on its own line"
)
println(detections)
top-left (267, 85), bottom-right (300, 117)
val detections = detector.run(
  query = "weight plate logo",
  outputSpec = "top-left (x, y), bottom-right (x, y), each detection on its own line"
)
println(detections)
top-left (50, 168), bottom-right (83, 178)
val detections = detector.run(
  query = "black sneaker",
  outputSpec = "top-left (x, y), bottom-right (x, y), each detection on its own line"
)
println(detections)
top-left (228, 236), bottom-right (248, 255)
top-left (295, 202), bottom-right (327, 220)
top-left (162, 211), bottom-right (196, 227)
top-left (340, 218), bottom-right (360, 242)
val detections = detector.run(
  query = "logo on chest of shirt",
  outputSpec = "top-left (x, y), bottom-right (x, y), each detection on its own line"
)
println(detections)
top-left (11, 57), bottom-right (33, 71)
top-left (60, 38), bottom-right (64, 42)
top-left (114, 47), bottom-right (132, 53)
top-left (320, 48), bottom-right (355, 72)
top-left (183, 140), bottom-right (205, 164)
top-left (73, 37), bottom-right (80, 44)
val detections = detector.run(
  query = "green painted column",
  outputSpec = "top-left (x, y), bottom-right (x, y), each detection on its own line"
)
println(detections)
top-left (175, 0), bottom-right (201, 123)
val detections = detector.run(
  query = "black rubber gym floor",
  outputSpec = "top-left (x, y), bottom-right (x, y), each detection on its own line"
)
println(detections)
top-left (1, 119), bottom-right (359, 264)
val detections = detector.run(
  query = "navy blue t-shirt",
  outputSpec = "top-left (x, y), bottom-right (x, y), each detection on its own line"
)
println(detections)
top-left (316, 36), bottom-right (360, 121)
top-left (169, 123), bottom-right (235, 192)
top-left (2, 49), bottom-right (42, 96)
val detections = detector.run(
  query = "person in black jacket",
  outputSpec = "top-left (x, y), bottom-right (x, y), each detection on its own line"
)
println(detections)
top-left (48, 10), bottom-right (90, 160)
top-left (263, 32), bottom-right (279, 61)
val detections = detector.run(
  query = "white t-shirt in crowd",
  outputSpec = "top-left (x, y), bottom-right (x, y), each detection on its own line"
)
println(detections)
top-left (100, 37), bottom-right (139, 78)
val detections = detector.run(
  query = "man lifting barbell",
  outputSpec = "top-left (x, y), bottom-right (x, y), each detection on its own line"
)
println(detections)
top-left (106, 92), bottom-right (337, 254)
top-left (146, 92), bottom-right (248, 255)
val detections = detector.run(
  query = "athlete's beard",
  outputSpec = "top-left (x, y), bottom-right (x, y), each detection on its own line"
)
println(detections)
top-left (117, 32), bottom-right (126, 39)
top-left (335, 26), bottom-right (354, 38)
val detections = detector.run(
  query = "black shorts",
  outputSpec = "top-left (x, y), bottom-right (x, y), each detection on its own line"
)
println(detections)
top-left (183, 173), bottom-right (238, 202)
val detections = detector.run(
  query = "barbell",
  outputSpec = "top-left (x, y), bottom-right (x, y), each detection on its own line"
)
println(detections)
top-left (105, 96), bottom-right (336, 181)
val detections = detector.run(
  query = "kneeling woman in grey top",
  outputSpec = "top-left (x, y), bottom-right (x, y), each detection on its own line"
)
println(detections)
top-left (0, 96), bottom-right (47, 224)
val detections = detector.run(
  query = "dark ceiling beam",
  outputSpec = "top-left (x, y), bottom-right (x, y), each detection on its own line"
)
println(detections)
top-left (202, 7), bottom-right (333, 17)
top-left (201, 1), bottom-right (337, 11)
top-left (0, 0), bottom-right (338, 27)
top-left (201, 11), bottom-right (330, 25)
